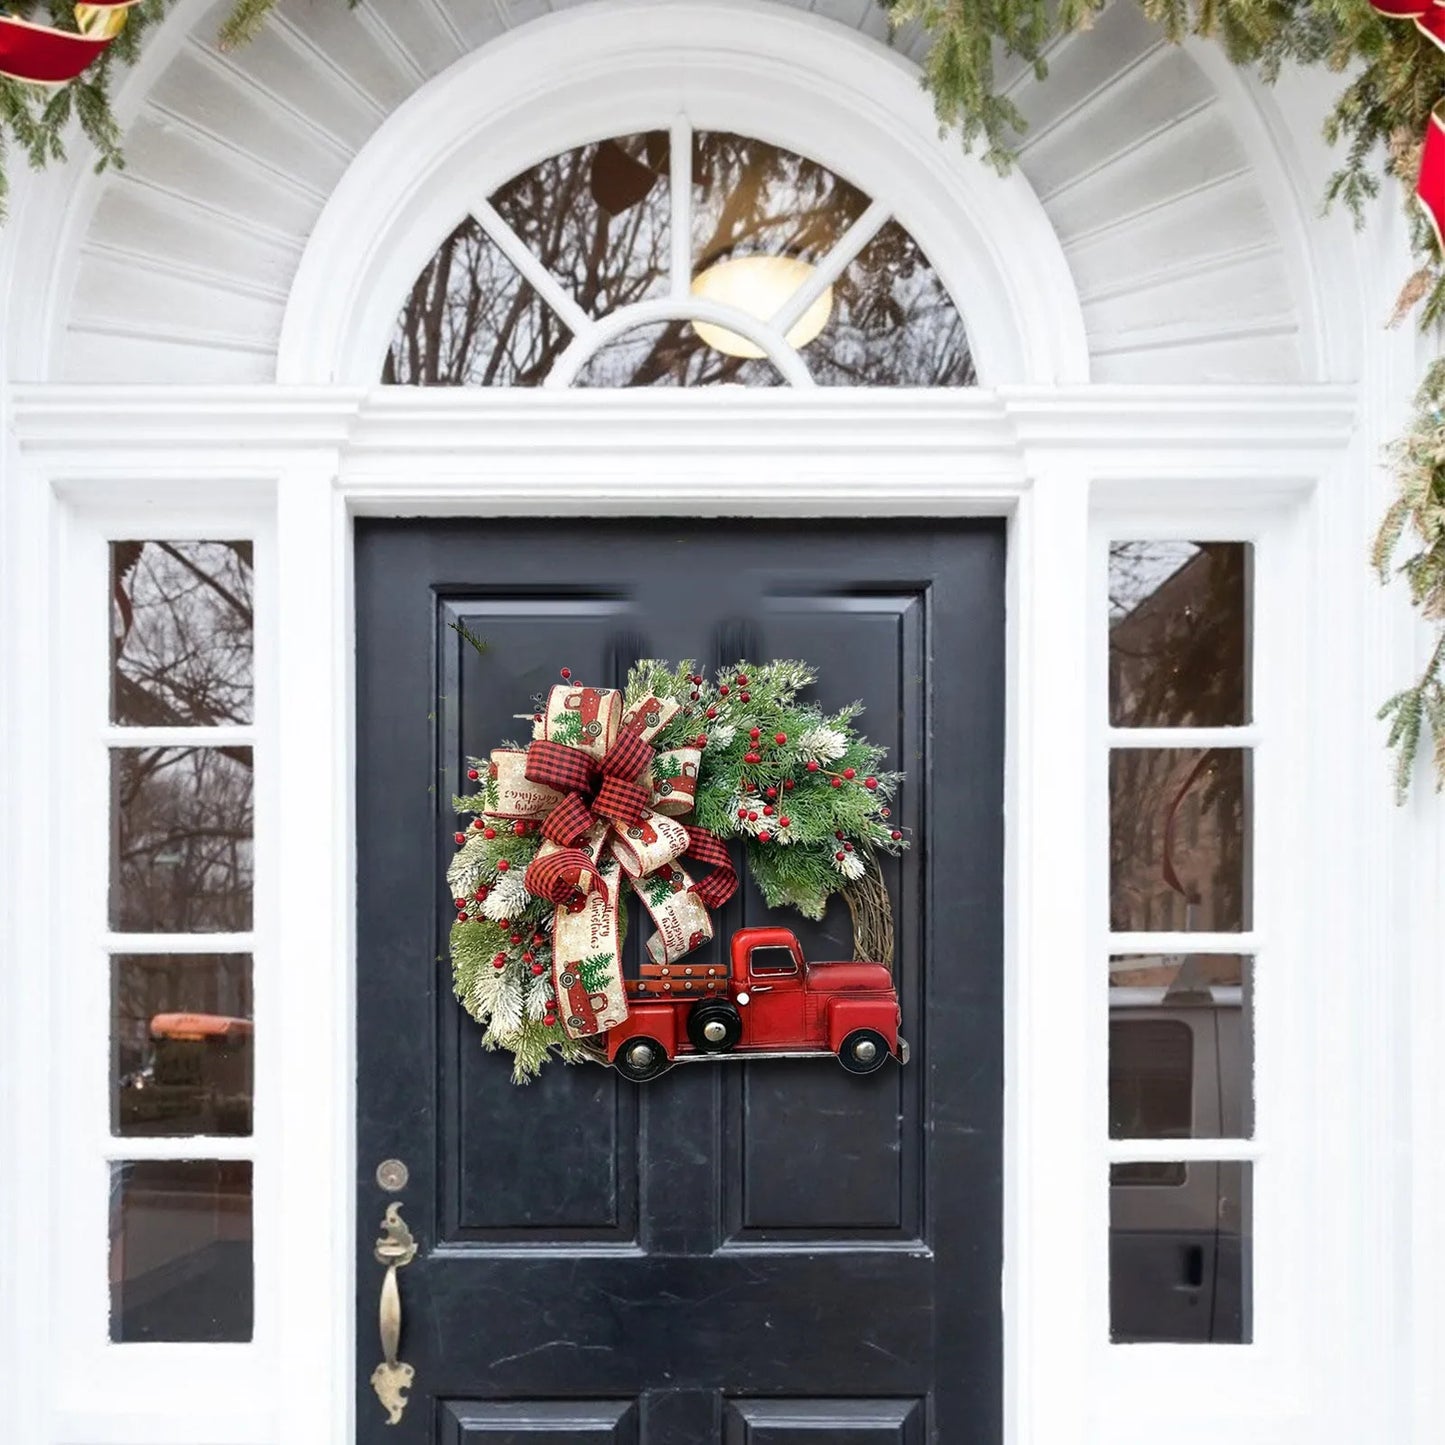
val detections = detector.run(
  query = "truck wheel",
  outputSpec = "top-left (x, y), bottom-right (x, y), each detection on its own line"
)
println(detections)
top-left (614, 1036), bottom-right (670, 1082)
top-left (687, 999), bottom-right (742, 1054)
top-left (838, 1028), bottom-right (890, 1075)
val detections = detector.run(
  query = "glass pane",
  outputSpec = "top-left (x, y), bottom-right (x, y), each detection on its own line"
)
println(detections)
top-left (572, 318), bottom-right (784, 388)
top-left (1110, 748), bottom-right (1251, 932)
top-left (1110, 1160), bottom-right (1252, 1344)
top-left (111, 541), bottom-right (254, 726)
top-left (489, 131), bottom-right (671, 320)
top-left (1111, 954), bottom-right (1254, 1150)
top-left (110, 747), bottom-right (254, 932)
top-left (381, 217), bottom-right (571, 385)
top-left (109, 1159), bottom-right (253, 1342)
top-left (113, 955), bottom-right (254, 1136)
top-left (808, 220), bottom-right (975, 386)
top-left (691, 131), bottom-right (869, 273)
top-left (1109, 541), bottom-right (1252, 727)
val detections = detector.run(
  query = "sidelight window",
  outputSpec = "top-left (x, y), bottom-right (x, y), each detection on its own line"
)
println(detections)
top-left (104, 541), bottom-right (257, 1344)
top-left (1105, 539), bottom-right (1257, 1346)
top-left (381, 127), bottom-right (973, 389)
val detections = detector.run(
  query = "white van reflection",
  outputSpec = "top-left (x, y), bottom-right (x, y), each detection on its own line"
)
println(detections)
top-left (1110, 979), bottom-right (1252, 1343)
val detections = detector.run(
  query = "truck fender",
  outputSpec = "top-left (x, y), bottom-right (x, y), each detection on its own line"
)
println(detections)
top-left (826, 996), bottom-right (899, 1054)
top-left (606, 1004), bottom-right (679, 1061)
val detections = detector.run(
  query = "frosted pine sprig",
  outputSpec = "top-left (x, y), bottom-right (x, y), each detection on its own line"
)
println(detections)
top-left (482, 870), bottom-right (531, 921)
top-left (831, 849), bottom-right (866, 881)
top-left (795, 724), bottom-right (848, 764)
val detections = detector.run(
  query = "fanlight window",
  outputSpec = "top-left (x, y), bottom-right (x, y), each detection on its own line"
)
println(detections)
top-left (382, 127), bottom-right (974, 388)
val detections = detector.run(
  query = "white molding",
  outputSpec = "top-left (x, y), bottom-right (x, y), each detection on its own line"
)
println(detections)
top-left (272, 0), bottom-right (1091, 387)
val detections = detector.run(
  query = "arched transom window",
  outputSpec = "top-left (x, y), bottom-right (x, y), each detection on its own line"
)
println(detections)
top-left (382, 126), bottom-right (974, 389)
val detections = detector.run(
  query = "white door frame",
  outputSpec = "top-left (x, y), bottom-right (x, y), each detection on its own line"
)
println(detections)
top-left (3, 381), bottom-right (1411, 1445)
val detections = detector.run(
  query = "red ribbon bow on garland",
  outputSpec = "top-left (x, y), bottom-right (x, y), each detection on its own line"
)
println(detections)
top-left (0, 3), bottom-right (137, 86)
top-left (1370, 0), bottom-right (1445, 248)
top-left (484, 683), bottom-right (736, 1039)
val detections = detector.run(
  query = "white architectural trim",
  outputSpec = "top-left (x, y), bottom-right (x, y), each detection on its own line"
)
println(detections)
top-left (273, 0), bottom-right (1091, 388)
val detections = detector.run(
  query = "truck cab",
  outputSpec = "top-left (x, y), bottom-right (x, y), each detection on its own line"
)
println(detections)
top-left (607, 926), bottom-right (905, 1081)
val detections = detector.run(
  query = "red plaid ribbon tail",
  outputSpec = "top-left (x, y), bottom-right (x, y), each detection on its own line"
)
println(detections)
top-left (524, 848), bottom-right (604, 906)
top-left (684, 825), bottom-right (739, 910)
top-left (541, 793), bottom-right (595, 846)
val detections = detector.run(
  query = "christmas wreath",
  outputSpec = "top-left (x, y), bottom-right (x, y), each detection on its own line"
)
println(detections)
top-left (446, 659), bottom-right (906, 1080)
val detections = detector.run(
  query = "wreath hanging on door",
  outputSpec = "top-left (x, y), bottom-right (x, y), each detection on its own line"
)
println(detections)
top-left (445, 659), bottom-right (907, 1081)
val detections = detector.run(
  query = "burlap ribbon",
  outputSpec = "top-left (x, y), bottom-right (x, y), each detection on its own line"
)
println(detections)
top-left (485, 684), bottom-right (737, 1038)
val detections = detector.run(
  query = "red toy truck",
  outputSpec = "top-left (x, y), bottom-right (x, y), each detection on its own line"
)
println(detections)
top-left (603, 926), bottom-right (908, 1081)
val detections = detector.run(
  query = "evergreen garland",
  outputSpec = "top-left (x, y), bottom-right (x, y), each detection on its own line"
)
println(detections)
top-left (8, 0), bottom-right (1445, 787)
top-left (446, 659), bottom-right (906, 1080)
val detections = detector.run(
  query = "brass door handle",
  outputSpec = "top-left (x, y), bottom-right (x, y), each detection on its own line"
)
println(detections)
top-left (370, 1202), bottom-right (417, 1425)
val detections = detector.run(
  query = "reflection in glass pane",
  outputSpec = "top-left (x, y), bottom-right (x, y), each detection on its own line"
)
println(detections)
top-left (1110, 749), bottom-right (1250, 933)
top-left (109, 1160), bottom-right (253, 1342)
top-left (489, 132), bottom-right (671, 320)
top-left (691, 131), bottom-right (869, 272)
top-left (1110, 1160), bottom-right (1252, 1343)
top-left (381, 218), bottom-right (570, 385)
top-left (1109, 541), bottom-right (1251, 727)
top-left (1111, 954), bottom-right (1254, 1149)
top-left (110, 748), bottom-right (254, 932)
top-left (111, 541), bottom-right (254, 726)
top-left (809, 220), bottom-right (974, 386)
top-left (113, 955), bottom-right (253, 1137)
top-left (572, 318), bottom-right (784, 388)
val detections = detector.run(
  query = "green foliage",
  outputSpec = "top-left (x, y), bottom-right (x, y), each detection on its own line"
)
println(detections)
top-left (1374, 360), bottom-right (1445, 798)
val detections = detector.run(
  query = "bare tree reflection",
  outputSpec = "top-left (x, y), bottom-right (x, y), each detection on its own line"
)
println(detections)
top-left (1108, 544), bottom-right (1251, 934)
top-left (383, 131), bottom-right (974, 388)
top-left (111, 542), bottom-right (254, 727)
top-left (111, 748), bottom-right (254, 933)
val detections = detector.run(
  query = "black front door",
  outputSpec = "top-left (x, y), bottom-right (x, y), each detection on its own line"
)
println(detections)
top-left (355, 518), bottom-right (1005, 1444)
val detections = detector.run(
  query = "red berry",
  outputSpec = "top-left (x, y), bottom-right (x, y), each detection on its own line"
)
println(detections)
top-left (454, 832), bottom-right (466, 845)
top-left (493, 954), bottom-right (506, 967)
top-left (467, 768), bottom-right (479, 780)
top-left (745, 751), bottom-right (761, 765)
top-left (748, 811), bottom-right (758, 821)
top-left (763, 805), bottom-right (774, 817)
top-left (483, 827), bottom-right (496, 839)
top-left (522, 951), bottom-right (535, 963)
top-left (765, 787), bottom-right (777, 800)
top-left (531, 963), bottom-right (545, 976)
top-left (496, 858), bottom-right (510, 871)
top-left (692, 674), bottom-right (703, 685)
top-left (455, 897), bottom-right (467, 908)
top-left (774, 732), bottom-right (787, 745)
top-left (750, 727), bottom-right (761, 741)
top-left (835, 851), bottom-right (845, 861)
top-left (757, 830), bottom-right (771, 843)
top-left (513, 820), bottom-right (528, 836)
top-left (844, 842), bottom-right (853, 852)
top-left (806, 760), bottom-right (820, 772)
top-left (696, 735), bottom-right (708, 748)
top-left (533, 932), bottom-right (545, 944)
top-left (511, 933), bottom-right (523, 944)
top-left (472, 818), bottom-right (485, 831)
top-left (690, 690), bottom-right (699, 700)
top-left (779, 816), bottom-right (791, 827)
top-left (706, 706), bottom-right (718, 719)
top-left (881, 807), bottom-right (891, 818)
top-left (560, 667), bottom-right (571, 680)
top-left (498, 917), bottom-right (510, 929)
top-left (891, 830), bottom-right (903, 841)
top-left (831, 777), bottom-right (843, 789)
top-left (737, 674), bottom-right (749, 686)
top-left (474, 887), bottom-right (488, 900)
top-left (533, 713), bottom-right (542, 723)
top-left (738, 807), bottom-right (749, 819)
top-left (836, 830), bottom-right (845, 839)
top-left (865, 776), bottom-right (878, 790)
top-left (783, 779), bottom-right (795, 791)
top-left (843, 767), bottom-right (857, 780)
top-left (719, 684), bottom-right (729, 696)
top-left (739, 691), bottom-right (750, 702)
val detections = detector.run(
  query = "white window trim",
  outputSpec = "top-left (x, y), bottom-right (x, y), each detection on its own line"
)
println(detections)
top-left (2, 383), bottom-right (1405, 1445)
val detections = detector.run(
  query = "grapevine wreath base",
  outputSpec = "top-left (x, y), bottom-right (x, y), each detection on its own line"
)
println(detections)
top-left (446, 660), bottom-right (907, 1081)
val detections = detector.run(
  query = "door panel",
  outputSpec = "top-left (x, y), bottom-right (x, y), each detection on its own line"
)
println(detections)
top-left (355, 519), bottom-right (1004, 1443)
